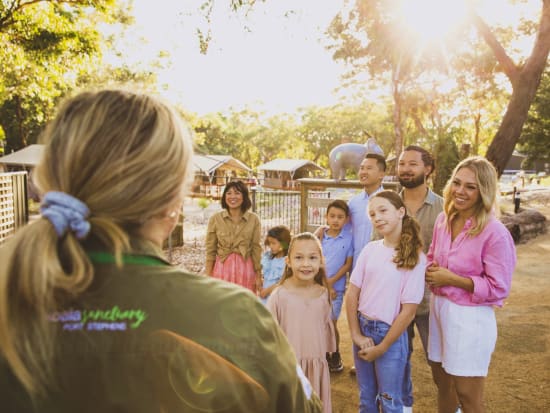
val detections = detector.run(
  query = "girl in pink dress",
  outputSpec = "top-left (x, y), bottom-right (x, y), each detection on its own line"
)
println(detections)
top-left (267, 232), bottom-right (336, 413)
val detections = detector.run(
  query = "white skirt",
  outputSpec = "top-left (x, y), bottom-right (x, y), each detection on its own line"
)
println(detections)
top-left (428, 294), bottom-right (497, 377)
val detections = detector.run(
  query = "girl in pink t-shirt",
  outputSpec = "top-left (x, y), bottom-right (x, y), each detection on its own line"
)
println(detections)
top-left (346, 190), bottom-right (426, 413)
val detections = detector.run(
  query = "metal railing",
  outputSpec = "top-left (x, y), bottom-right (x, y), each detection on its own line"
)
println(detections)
top-left (250, 179), bottom-right (400, 235)
top-left (251, 189), bottom-right (301, 235)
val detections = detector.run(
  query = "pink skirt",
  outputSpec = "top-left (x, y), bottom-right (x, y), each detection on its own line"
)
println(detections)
top-left (212, 253), bottom-right (257, 293)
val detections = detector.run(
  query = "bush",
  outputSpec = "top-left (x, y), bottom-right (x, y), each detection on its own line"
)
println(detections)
top-left (197, 197), bottom-right (210, 209)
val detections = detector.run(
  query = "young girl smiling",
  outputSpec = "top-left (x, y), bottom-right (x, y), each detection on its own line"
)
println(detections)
top-left (346, 190), bottom-right (426, 413)
top-left (259, 225), bottom-right (291, 304)
top-left (267, 233), bottom-right (336, 413)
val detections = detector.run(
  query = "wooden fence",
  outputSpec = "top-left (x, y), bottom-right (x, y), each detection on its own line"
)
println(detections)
top-left (0, 171), bottom-right (28, 243)
top-left (297, 178), bottom-right (400, 232)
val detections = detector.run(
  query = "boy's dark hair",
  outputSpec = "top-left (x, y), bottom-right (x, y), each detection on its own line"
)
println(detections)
top-left (403, 145), bottom-right (435, 177)
top-left (220, 180), bottom-right (252, 212)
top-left (365, 153), bottom-right (387, 172)
top-left (326, 199), bottom-right (349, 217)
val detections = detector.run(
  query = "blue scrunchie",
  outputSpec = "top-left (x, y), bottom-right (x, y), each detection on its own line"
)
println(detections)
top-left (40, 191), bottom-right (91, 239)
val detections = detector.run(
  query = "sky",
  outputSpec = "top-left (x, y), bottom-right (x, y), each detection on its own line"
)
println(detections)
top-left (120, 0), bottom-right (347, 115)
top-left (113, 0), bottom-right (540, 116)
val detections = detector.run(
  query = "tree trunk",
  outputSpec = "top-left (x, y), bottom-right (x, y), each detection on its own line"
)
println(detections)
top-left (485, 73), bottom-right (543, 175)
top-left (473, 112), bottom-right (481, 155)
top-left (483, 1), bottom-right (550, 176)
top-left (392, 79), bottom-right (404, 162)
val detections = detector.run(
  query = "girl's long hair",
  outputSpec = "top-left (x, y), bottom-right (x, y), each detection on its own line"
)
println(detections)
top-left (0, 89), bottom-right (194, 397)
top-left (372, 191), bottom-right (423, 269)
top-left (443, 156), bottom-right (498, 236)
top-left (279, 232), bottom-right (329, 289)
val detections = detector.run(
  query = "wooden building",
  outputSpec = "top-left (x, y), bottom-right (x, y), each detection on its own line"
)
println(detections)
top-left (257, 159), bottom-right (325, 190)
top-left (192, 154), bottom-right (253, 198)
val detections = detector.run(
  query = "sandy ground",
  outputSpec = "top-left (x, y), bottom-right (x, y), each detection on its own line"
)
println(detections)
top-left (173, 191), bottom-right (550, 412)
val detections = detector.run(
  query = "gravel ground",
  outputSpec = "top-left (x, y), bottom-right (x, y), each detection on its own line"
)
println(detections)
top-left (165, 198), bottom-right (218, 273)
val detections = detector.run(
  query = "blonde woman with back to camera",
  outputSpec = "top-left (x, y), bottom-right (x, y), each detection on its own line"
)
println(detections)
top-left (426, 156), bottom-right (516, 413)
top-left (0, 89), bottom-right (322, 413)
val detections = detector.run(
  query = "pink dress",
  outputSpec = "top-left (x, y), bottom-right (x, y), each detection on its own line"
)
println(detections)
top-left (212, 253), bottom-right (256, 293)
top-left (267, 286), bottom-right (336, 413)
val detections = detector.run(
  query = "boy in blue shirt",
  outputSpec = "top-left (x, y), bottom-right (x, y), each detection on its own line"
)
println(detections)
top-left (320, 200), bottom-right (353, 372)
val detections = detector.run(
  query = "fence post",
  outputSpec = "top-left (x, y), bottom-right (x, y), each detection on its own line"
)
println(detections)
top-left (296, 178), bottom-right (399, 234)
top-left (252, 187), bottom-right (257, 212)
top-left (300, 182), bottom-right (308, 233)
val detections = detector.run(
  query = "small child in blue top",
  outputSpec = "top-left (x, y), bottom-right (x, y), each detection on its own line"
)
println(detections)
top-left (319, 200), bottom-right (353, 372)
top-left (259, 225), bottom-right (291, 304)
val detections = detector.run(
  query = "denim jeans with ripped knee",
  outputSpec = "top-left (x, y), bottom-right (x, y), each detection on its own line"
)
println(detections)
top-left (353, 313), bottom-right (409, 413)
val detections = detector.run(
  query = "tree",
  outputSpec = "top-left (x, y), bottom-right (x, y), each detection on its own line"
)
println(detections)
top-left (327, 1), bottom-right (550, 176)
top-left (478, 4), bottom-right (550, 174)
top-left (0, 0), bottom-right (133, 153)
top-left (326, 1), bottom-right (459, 163)
top-left (298, 103), bottom-right (393, 168)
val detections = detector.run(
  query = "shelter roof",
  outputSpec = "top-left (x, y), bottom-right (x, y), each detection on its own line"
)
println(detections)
top-left (257, 159), bottom-right (324, 173)
top-left (0, 144), bottom-right (44, 166)
top-left (193, 155), bottom-right (252, 175)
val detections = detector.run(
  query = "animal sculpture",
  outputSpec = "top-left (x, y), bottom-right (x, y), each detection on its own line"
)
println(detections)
top-left (329, 137), bottom-right (384, 180)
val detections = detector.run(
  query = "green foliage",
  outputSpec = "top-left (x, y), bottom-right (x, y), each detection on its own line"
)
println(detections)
top-left (197, 197), bottom-right (210, 209)
top-left (327, 0), bottom-right (548, 174)
top-left (297, 103), bottom-right (393, 168)
top-left (433, 132), bottom-right (460, 195)
top-left (0, 0), bottom-right (148, 153)
top-left (519, 69), bottom-right (550, 168)
top-left (185, 101), bottom-right (397, 173)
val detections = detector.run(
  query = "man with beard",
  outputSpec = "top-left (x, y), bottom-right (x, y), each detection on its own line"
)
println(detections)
top-left (398, 145), bottom-right (444, 413)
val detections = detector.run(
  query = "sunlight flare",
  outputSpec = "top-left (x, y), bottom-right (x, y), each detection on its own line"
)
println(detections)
top-left (399, 0), bottom-right (469, 43)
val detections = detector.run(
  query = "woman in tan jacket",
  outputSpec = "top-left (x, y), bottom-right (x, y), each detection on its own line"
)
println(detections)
top-left (205, 180), bottom-right (262, 293)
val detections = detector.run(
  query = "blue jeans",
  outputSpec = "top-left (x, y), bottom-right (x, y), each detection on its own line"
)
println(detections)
top-left (354, 314), bottom-right (409, 413)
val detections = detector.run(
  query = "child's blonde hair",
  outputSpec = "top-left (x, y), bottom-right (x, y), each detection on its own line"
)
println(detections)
top-left (443, 156), bottom-right (499, 236)
top-left (280, 232), bottom-right (329, 289)
top-left (371, 191), bottom-right (423, 269)
top-left (0, 88), bottom-right (194, 396)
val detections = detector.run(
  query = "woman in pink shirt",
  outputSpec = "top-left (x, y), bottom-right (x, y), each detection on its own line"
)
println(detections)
top-left (426, 156), bottom-right (516, 413)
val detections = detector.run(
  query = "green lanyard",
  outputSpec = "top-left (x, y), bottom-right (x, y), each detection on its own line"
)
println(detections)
top-left (87, 251), bottom-right (169, 267)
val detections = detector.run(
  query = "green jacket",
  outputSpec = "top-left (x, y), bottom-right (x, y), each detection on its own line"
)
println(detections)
top-left (2, 239), bottom-right (322, 413)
